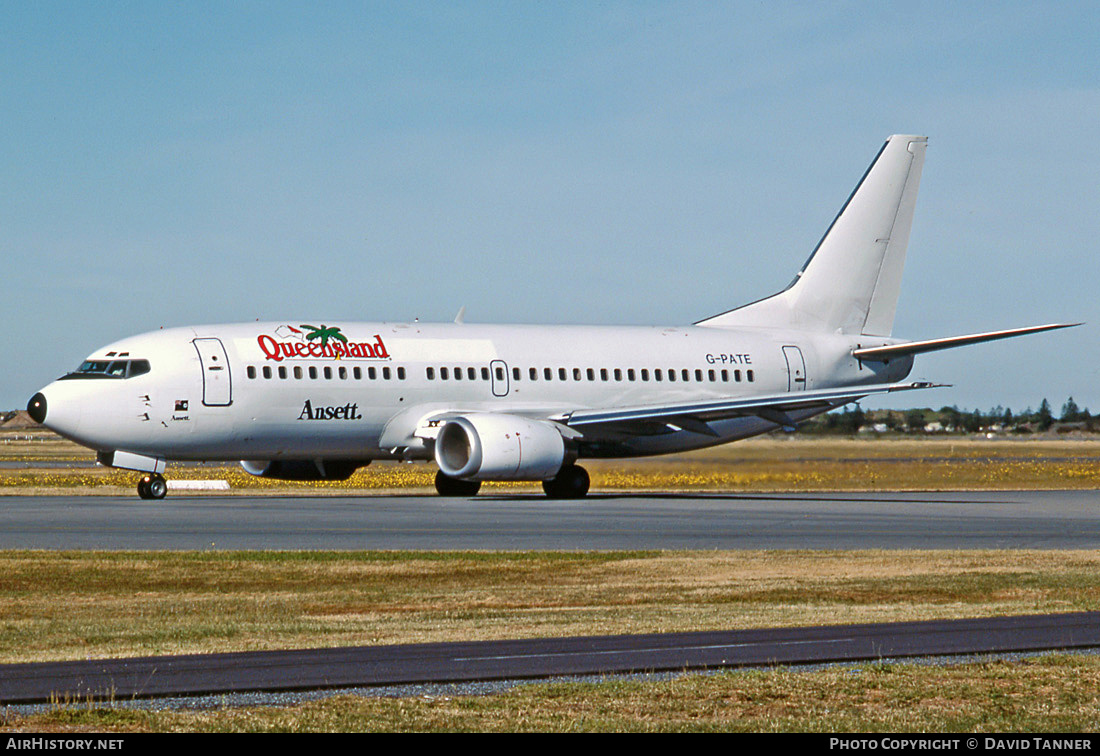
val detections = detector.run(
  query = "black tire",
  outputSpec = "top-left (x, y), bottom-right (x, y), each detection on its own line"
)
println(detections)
top-left (147, 474), bottom-right (168, 500)
top-left (543, 465), bottom-right (590, 499)
top-left (434, 471), bottom-right (481, 497)
top-left (137, 477), bottom-right (152, 500)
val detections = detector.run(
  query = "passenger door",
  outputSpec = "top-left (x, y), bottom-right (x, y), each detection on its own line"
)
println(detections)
top-left (782, 346), bottom-right (807, 392)
top-left (193, 338), bottom-right (233, 406)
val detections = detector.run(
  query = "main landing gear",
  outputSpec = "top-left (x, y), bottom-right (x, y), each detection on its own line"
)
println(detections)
top-left (137, 473), bottom-right (168, 500)
top-left (542, 465), bottom-right (590, 499)
top-left (433, 465), bottom-right (591, 499)
top-left (434, 471), bottom-right (481, 497)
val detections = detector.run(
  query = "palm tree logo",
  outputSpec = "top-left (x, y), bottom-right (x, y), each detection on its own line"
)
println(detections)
top-left (300, 324), bottom-right (348, 347)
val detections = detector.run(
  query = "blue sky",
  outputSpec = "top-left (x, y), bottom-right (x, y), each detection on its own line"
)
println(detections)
top-left (2, 2), bottom-right (1097, 414)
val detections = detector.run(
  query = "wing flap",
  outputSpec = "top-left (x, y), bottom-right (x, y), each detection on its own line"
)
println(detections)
top-left (556, 381), bottom-right (942, 435)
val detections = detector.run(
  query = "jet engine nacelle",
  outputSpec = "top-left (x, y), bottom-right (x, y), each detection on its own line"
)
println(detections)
top-left (434, 413), bottom-right (566, 481)
top-left (239, 459), bottom-right (364, 481)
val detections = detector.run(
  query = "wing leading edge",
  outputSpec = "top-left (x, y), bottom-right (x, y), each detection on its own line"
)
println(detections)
top-left (553, 381), bottom-right (942, 437)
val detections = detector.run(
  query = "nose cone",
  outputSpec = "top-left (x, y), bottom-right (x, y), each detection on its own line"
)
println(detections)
top-left (27, 392), bottom-right (47, 424)
top-left (25, 384), bottom-right (88, 445)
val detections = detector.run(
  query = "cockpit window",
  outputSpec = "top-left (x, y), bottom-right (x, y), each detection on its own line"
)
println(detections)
top-left (60, 359), bottom-right (152, 380)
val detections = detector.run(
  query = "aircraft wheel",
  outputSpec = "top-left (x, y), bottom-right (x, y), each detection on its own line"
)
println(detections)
top-left (138, 474), bottom-right (168, 500)
top-left (148, 474), bottom-right (168, 500)
top-left (434, 471), bottom-right (481, 497)
top-left (543, 465), bottom-right (590, 499)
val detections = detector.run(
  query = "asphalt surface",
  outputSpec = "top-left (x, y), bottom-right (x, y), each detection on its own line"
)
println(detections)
top-left (3, 612), bottom-right (1098, 704)
top-left (2, 490), bottom-right (1100, 549)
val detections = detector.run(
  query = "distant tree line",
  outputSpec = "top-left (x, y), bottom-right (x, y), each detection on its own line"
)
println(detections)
top-left (803, 397), bottom-right (1095, 435)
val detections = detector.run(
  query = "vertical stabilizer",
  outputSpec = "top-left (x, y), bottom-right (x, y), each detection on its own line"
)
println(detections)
top-left (697, 135), bottom-right (926, 336)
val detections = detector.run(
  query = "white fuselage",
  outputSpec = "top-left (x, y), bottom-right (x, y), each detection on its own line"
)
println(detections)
top-left (34, 320), bottom-right (912, 465)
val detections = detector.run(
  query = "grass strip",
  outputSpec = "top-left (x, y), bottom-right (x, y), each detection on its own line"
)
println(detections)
top-left (2, 550), bottom-right (1100, 664)
top-left (3, 549), bottom-right (1100, 732)
top-left (5, 437), bottom-right (1100, 493)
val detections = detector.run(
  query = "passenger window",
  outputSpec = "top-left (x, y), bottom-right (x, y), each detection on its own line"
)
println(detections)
top-left (441, 367), bottom-right (449, 380)
top-left (383, 367), bottom-right (391, 380)
top-left (279, 366), bottom-right (287, 379)
top-left (600, 368), bottom-right (608, 381)
top-left (294, 366), bottom-right (303, 379)
top-left (747, 370), bottom-right (755, 382)
top-left (530, 367), bottom-right (538, 381)
top-left (324, 367), bottom-right (332, 379)
top-left (513, 367), bottom-right (520, 380)
top-left (263, 366), bottom-right (272, 379)
top-left (573, 368), bottom-right (581, 381)
top-left (427, 367), bottom-right (435, 380)
top-left (468, 367), bottom-right (476, 380)
top-left (339, 367), bottom-right (347, 380)
top-left (544, 368), bottom-right (552, 380)
top-left (735, 370), bottom-right (741, 382)
top-left (354, 367), bottom-right (362, 380)
top-left (309, 367), bottom-right (318, 379)
top-left (369, 367), bottom-right (377, 380)
top-left (614, 369), bottom-right (622, 381)
top-left (247, 366), bottom-right (256, 379)
top-left (627, 369), bottom-right (636, 381)
top-left (454, 367), bottom-right (463, 381)
top-left (398, 367), bottom-right (406, 380)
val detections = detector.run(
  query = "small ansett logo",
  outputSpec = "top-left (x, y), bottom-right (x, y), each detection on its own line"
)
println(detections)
top-left (297, 400), bottom-right (362, 421)
top-left (258, 324), bottom-right (389, 362)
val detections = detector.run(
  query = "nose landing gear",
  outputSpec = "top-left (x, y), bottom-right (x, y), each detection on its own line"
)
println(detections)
top-left (137, 474), bottom-right (168, 500)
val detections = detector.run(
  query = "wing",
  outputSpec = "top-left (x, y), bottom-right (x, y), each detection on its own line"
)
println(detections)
top-left (552, 381), bottom-right (942, 438)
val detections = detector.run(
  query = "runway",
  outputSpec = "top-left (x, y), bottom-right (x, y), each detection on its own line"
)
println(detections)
top-left (2, 490), bottom-right (1100, 549)
top-left (2, 611), bottom-right (1097, 704)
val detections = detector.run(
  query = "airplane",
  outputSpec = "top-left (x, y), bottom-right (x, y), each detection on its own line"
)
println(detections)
top-left (26, 134), bottom-right (1077, 500)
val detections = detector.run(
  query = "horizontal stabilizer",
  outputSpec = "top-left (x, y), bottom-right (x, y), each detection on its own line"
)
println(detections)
top-left (853, 323), bottom-right (1081, 362)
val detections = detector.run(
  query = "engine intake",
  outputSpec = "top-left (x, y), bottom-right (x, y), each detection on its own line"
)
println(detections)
top-left (434, 414), bottom-right (566, 481)
top-left (239, 459), bottom-right (364, 481)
